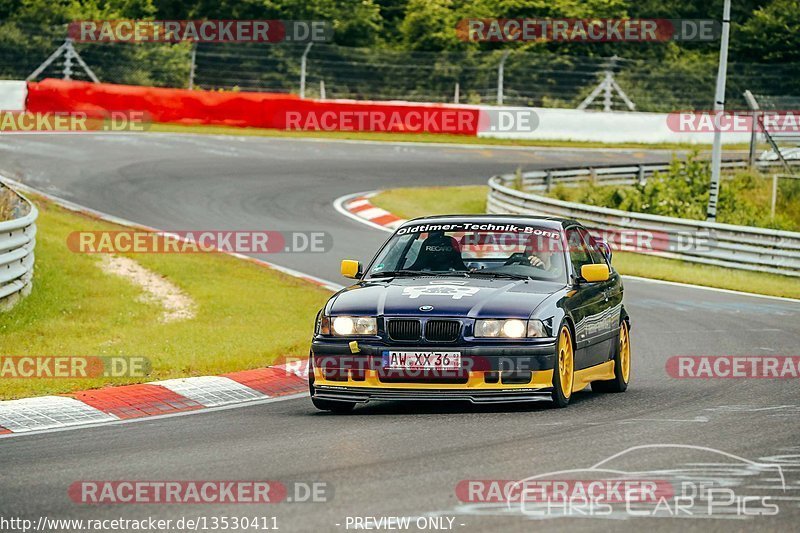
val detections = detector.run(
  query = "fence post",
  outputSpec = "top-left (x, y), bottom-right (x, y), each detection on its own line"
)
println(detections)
top-left (743, 91), bottom-right (761, 169)
top-left (454, 82), bottom-right (460, 104)
top-left (497, 51), bottom-right (510, 105)
top-left (319, 80), bottom-right (326, 100)
top-left (300, 42), bottom-right (313, 98)
top-left (771, 174), bottom-right (778, 218)
top-left (62, 40), bottom-right (73, 80)
top-left (188, 42), bottom-right (197, 90)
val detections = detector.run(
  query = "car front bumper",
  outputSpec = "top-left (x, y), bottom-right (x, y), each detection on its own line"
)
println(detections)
top-left (310, 338), bottom-right (557, 402)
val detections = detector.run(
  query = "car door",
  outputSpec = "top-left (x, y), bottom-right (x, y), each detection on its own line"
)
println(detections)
top-left (578, 227), bottom-right (621, 366)
top-left (564, 226), bottom-right (607, 370)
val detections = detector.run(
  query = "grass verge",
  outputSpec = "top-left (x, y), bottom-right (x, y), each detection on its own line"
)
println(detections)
top-left (149, 122), bottom-right (749, 151)
top-left (369, 185), bottom-right (800, 300)
top-left (0, 195), bottom-right (330, 400)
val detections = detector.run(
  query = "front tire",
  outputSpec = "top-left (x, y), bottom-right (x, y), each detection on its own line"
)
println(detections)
top-left (591, 319), bottom-right (631, 393)
top-left (551, 323), bottom-right (575, 408)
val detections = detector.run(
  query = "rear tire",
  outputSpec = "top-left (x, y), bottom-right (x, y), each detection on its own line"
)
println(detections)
top-left (551, 323), bottom-right (575, 408)
top-left (592, 320), bottom-right (631, 393)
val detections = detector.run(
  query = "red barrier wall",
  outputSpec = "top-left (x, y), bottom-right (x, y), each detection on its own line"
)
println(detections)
top-left (26, 79), bottom-right (480, 135)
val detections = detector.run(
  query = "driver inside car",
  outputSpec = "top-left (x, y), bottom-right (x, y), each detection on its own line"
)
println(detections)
top-left (504, 234), bottom-right (563, 274)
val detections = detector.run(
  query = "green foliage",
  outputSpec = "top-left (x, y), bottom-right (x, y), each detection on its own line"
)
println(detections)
top-left (1, 0), bottom-right (795, 106)
top-left (553, 152), bottom-right (800, 231)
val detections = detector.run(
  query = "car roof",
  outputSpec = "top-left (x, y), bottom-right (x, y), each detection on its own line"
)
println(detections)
top-left (398, 214), bottom-right (579, 231)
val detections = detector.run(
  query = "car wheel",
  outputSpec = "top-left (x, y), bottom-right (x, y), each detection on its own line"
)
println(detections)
top-left (591, 320), bottom-right (630, 393)
top-left (308, 360), bottom-right (357, 413)
top-left (551, 323), bottom-right (574, 408)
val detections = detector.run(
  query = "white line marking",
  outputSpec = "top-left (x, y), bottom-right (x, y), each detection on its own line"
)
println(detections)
top-left (0, 174), bottom-right (344, 293)
top-left (622, 275), bottom-right (800, 303)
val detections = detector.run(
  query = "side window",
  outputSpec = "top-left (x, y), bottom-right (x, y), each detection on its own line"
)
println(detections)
top-left (565, 227), bottom-right (592, 275)
top-left (578, 228), bottom-right (606, 265)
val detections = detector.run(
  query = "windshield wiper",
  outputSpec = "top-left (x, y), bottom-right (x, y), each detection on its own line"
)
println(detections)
top-left (466, 271), bottom-right (530, 280)
top-left (369, 270), bottom-right (432, 278)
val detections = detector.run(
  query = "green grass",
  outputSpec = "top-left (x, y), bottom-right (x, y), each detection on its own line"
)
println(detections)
top-left (370, 185), bottom-right (800, 300)
top-left (149, 122), bottom-right (750, 151)
top-left (0, 195), bottom-right (331, 399)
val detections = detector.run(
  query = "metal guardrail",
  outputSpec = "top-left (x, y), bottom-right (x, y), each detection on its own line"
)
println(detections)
top-left (510, 159), bottom-right (796, 193)
top-left (487, 162), bottom-right (800, 277)
top-left (0, 183), bottom-right (38, 310)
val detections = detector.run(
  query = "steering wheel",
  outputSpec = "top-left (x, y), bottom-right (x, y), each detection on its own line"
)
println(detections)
top-left (503, 253), bottom-right (529, 266)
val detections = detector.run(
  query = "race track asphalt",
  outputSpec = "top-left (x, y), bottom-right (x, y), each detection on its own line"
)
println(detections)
top-left (0, 134), bottom-right (798, 532)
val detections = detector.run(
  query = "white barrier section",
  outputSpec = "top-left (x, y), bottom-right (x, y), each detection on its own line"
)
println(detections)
top-left (0, 80), bottom-right (27, 111)
top-left (478, 106), bottom-right (752, 144)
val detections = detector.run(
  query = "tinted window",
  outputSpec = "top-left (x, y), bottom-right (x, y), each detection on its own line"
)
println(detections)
top-left (565, 227), bottom-right (593, 275)
top-left (578, 227), bottom-right (606, 265)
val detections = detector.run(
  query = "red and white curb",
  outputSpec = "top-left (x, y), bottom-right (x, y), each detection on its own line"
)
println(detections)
top-left (0, 361), bottom-right (309, 435)
top-left (333, 191), bottom-right (406, 233)
top-left (0, 175), bottom-right (342, 437)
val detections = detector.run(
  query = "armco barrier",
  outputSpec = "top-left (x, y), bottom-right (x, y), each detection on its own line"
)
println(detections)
top-left (487, 166), bottom-right (800, 277)
top-left (0, 183), bottom-right (37, 310)
top-left (25, 79), bottom-right (480, 134)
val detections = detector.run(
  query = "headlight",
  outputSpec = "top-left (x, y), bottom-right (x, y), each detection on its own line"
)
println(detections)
top-left (475, 319), bottom-right (548, 338)
top-left (331, 316), bottom-right (377, 336)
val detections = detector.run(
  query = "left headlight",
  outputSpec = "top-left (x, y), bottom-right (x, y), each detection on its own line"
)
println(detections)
top-left (330, 316), bottom-right (377, 336)
top-left (475, 319), bottom-right (547, 338)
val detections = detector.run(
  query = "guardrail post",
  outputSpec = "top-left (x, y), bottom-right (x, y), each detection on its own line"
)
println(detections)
top-left (545, 171), bottom-right (553, 193)
top-left (589, 168), bottom-right (597, 184)
top-left (771, 174), bottom-right (779, 218)
top-left (637, 165), bottom-right (646, 186)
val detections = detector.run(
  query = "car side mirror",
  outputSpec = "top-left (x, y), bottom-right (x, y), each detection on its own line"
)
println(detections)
top-left (581, 264), bottom-right (610, 283)
top-left (340, 259), bottom-right (362, 279)
top-left (595, 239), bottom-right (612, 262)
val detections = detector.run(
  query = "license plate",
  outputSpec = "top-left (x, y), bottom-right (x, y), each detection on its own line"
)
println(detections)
top-left (382, 351), bottom-right (461, 370)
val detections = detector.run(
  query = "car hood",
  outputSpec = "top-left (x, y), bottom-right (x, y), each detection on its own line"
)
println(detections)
top-left (326, 276), bottom-right (565, 319)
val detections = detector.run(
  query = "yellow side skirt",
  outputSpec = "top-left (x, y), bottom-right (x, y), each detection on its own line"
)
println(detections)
top-left (572, 361), bottom-right (615, 392)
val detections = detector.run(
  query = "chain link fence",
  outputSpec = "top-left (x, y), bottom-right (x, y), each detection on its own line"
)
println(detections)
top-left (2, 23), bottom-right (799, 112)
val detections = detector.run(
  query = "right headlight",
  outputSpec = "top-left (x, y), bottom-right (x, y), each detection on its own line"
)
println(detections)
top-left (475, 319), bottom-right (548, 338)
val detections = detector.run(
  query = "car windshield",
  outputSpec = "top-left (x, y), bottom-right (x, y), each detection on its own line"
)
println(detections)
top-left (366, 223), bottom-right (568, 283)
